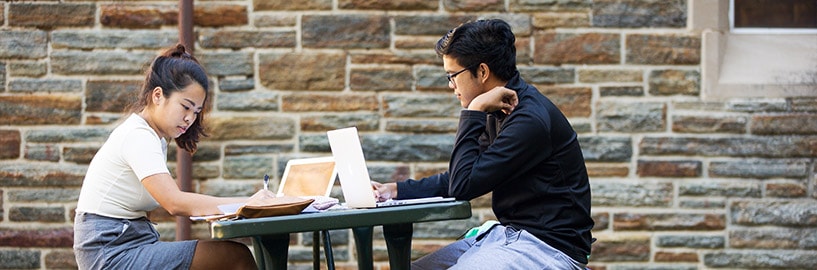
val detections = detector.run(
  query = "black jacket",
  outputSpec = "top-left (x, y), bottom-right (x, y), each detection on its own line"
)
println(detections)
top-left (396, 72), bottom-right (594, 263)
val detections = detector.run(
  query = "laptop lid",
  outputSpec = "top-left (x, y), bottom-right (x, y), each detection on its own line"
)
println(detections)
top-left (277, 156), bottom-right (337, 197)
top-left (326, 127), bottom-right (378, 208)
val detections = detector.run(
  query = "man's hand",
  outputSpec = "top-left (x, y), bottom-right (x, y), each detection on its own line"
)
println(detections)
top-left (371, 181), bottom-right (397, 202)
top-left (467, 86), bottom-right (518, 114)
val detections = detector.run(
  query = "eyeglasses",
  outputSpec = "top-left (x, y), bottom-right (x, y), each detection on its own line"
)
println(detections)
top-left (446, 64), bottom-right (477, 86)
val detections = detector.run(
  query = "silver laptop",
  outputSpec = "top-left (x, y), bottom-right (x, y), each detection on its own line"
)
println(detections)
top-left (277, 156), bottom-right (337, 197)
top-left (326, 127), bottom-right (454, 208)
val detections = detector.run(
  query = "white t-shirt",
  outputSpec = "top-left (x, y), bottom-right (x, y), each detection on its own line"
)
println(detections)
top-left (76, 113), bottom-right (170, 219)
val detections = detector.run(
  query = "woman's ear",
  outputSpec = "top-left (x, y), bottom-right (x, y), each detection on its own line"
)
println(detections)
top-left (150, 87), bottom-right (164, 105)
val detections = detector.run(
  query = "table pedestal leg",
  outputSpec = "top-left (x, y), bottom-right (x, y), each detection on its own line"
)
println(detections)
top-left (253, 234), bottom-right (290, 270)
top-left (383, 223), bottom-right (413, 270)
top-left (351, 226), bottom-right (374, 270)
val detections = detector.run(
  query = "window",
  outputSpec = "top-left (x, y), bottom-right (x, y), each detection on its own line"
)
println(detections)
top-left (697, 0), bottom-right (817, 100)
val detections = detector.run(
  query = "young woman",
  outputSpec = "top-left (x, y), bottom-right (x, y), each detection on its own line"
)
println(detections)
top-left (74, 44), bottom-right (258, 270)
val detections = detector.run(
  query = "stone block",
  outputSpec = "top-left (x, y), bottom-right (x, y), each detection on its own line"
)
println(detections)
top-left (0, 130), bottom-right (21, 160)
top-left (600, 86), bottom-right (644, 97)
top-left (253, 0), bottom-right (331, 11)
top-left (672, 114), bottom-right (747, 133)
top-left (100, 4), bottom-right (176, 29)
top-left (9, 3), bottom-right (94, 28)
top-left (731, 200), bottom-right (817, 226)
top-left (597, 101), bottom-right (666, 132)
top-left (637, 160), bottom-right (701, 178)
top-left (340, 0), bottom-right (437, 10)
top-left (45, 250), bottom-right (77, 269)
top-left (590, 234), bottom-right (650, 262)
top-left (730, 228), bottom-right (817, 249)
top-left (86, 80), bottom-right (140, 113)
top-left (52, 51), bottom-right (152, 75)
top-left (0, 249), bottom-right (39, 269)
top-left (579, 136), bottom-right (632, 162)
top-left (591, 181), bottom-right (673, 207)
top-left (532, 12), bottom-right (590, 29)
top-left (703, 250), bottom-right (817, 269)
top-left (613, 213), bottom-right (725, 231)
top-left (7, 188), bottom-right (80, 203)
top-left (383, 94), bottom-right (461, 117)
top-left (8, 78), bottom-right (82, 93)
top-left (361, 134), bottom-right (454, 162)
top-left (259, 52), bottom-right (345, 90)
top-left (223, 155), bottom-right (274, 179)
top-left (393, 15), bottom-right (476, 35)
top-left (678, 180), bottom-right (761, 198)
top-left (592, 0), bottom-right (686, 28)
top-left (752, 114), bottom-right (817, 135)
top-left (0, 95), bottom-right (82, 125)
top-left (199, 51), bottom-right (254, 76)
top-left (283, 94), bottom-right (378, 112)
top-left (52, 30), bottom-right (178, 50)
top-left (534, 32), bottom-right (620, 65)
top-left (385, 119), bottom-right (458, 134)
top-left (9, 206), bottom-right (65, 222)
top-left (216, 91), bottom-right (279, 111)
top-left (627, 34), bottom-right (700, 65)
top-left (207, 116), bottom-right (295, 141)
top-left (538, 86), bottom-right (592, 118)
top-left (194, 4), bottom-right (248, 27)
top-left (639, 136), bottom-right (817, 158)
top-left (302, 15), bottom-right (389, 49)
top-left (0, 30), bottom-right (48, 59)
top-left (709, 159), bottom-right (809, 179)
top-left (510, 0), bottom-right (592, 12)
top-left (199, 30), bottom-right (295, 49)
top-left (656, 234), bottom-right (725, 249)
top-left (24, 144), bottom-right (60, 162)
top-left (350, 66), bottom-right (414, 91)
top-left (301, 113), bottom-right (380, 132)
top-left (648, 69), bottom-right (700, 96)
top-left (9, 61), bottom-right (47, 77)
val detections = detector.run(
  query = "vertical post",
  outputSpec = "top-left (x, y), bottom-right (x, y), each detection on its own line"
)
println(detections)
top-left (175, 0), bottom-right (194, 241)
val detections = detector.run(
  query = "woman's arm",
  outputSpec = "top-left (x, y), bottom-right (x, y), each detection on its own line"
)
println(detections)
top-left (142, 172), bottom-right (251, 217)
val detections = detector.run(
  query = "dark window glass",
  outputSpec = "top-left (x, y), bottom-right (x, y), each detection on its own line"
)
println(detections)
top-left (734, 0), bottom-right (817, 28)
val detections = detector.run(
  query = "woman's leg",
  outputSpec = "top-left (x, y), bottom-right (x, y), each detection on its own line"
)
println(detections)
top-left (191, 240), bottom-right (256, 270)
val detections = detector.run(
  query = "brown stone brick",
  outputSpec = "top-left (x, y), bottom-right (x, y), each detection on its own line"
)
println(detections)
top-left (752, 114), bottom-right (817, 135)
top-left (637, 160), bottom-right (701, 177)
top-left (86, 80), bottom-right (140, 113)
top-left (539, 86), bottom-right (592, 118)
top-left (253, 0), bottom-right (332, 11)
top-left (0, 227), bottom-right (73, 247)
top-left (207, 116), bottom-right (295, 141)
top-left (614, 213), bottom-right (726, 231)
top-left (0, 130), bottom-right (21, 159)
top-left (282, 94), bottom-right (378, 112)
top-left (194, 4), bottom-right (248, 27)
top-left (578, 69), bottom-right (643, 83)
top-left (351, 52), bottom-right (439, 66)
top-left (442, 0), bottom-right (503, 12)
top-left (592, 212), bottom-right (610, 231)
top-left (350, 67), bottom-right (413, 91)
top-left (9, 3), bottom-right (95, 28)
top-left (339, 0), bottom-right (438, 10)
top-left (45, 250), bottom-right (77, 269)
top-left (199, 30), bottom-right (296, 49)
top-left (9, 206), bottom-right (65, 222)
top-left (303, 15), bottom-right (390, 49)
top-left (766, 182), bottom-right (807, 198)
top-left (394, 36), bottom-right (441, 50)
top-left (100, 4), bottom-right (176, 29)
top-left (672, 115), bottom-right (747, 134)
top-left (532, 12), bottom-right (590, 29)
top-left (591, 235), bottom-right (650, 262)
top-left (654, 251), bottom-right (699, 262)
top-left (0, 95), bottom-right (82, 125)
top-left (648, 69), bottom-right (700, 96)
top-left (259, 52), bottom-right (345, 90)
top-left (586, 163), bottom-right (629, 177)
top-left (626, 34), bottom-right (700, 65)
top-left (534, 32), bottom-right (620, 65)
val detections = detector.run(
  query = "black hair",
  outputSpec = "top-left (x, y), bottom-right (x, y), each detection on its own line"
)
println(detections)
top-left (435, 19), bottom-right (517, 81)
top-left (130, 44), bottom-right (209, 153)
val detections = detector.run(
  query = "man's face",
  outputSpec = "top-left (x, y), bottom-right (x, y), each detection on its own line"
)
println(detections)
top-left (443, 55), bottom-right (483, 108)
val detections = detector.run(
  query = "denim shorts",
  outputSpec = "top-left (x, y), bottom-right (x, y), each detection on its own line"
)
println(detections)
top-left (73, 212), bottom-right (197, 270)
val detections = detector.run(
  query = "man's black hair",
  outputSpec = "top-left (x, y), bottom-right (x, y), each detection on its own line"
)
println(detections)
top-left (435, 19), bottom-right (517, 82)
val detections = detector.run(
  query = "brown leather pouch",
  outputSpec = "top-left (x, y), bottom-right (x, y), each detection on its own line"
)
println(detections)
top-left (236, 195), bottom-right (314, 218)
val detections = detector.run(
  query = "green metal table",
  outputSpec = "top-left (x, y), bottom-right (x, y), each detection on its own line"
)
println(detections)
top-left (210, 200), bottom-right (472, 270)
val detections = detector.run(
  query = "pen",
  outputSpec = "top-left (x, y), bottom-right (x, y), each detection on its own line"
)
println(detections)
top-left (263, 174), bottom-right (269, 191)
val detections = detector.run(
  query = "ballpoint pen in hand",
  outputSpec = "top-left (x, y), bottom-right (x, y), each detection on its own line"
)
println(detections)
top-left (263, 174), bottom-right (269, 191)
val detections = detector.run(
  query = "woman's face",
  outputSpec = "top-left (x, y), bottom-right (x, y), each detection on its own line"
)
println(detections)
top-left (150, 83), bottom-right (206, 139)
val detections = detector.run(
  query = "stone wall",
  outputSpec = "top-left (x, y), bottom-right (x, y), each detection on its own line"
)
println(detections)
top-left (1, 0), bottom-right (816, 269)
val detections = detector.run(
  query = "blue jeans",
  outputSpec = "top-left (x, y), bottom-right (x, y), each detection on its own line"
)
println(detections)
top-left (73, 212), bottom-right (197, 270)
top-left (412, 225), bottom-right (588, 270)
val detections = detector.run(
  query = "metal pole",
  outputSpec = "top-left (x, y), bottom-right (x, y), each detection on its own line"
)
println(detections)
top-left (175, 0), bottom-right (194, 241)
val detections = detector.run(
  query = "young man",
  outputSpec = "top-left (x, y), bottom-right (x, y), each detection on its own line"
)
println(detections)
top-left (372, 19), bottom-right (594, 269)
